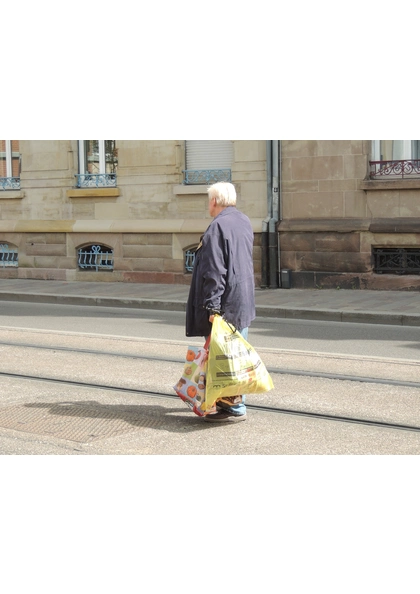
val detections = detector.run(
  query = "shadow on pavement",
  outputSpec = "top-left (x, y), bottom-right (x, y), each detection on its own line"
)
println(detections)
top-left (23, 400), bottom-right (213, 436)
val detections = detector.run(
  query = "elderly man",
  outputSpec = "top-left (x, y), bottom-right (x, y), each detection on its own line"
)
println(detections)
top-left (186, 181), bottom-right (256, 423)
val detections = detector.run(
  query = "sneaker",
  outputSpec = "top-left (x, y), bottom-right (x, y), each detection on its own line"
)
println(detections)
top-left (203, 411), bottom-right (247, 423)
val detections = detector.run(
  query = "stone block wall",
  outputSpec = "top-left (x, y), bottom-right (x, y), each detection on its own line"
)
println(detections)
top-left (279, 141), bottom-right (420, 290)
top-left (0, 229), bottom-right (262, 286)
top-left (0, 140), bottom-right (266, 285)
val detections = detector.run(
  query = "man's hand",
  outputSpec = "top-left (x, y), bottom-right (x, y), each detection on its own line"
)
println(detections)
top-left (209, 315), bottom-right (214, 323)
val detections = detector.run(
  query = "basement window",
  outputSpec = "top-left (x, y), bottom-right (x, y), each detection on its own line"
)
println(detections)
top-left (373, 247), bottom-right (420, 275)
top-left (185, 247), bottom-right (198, 273)
top-left (0, 243), bottom-right (18, 267)
top-left (78, 244), bottom-right (114, 272)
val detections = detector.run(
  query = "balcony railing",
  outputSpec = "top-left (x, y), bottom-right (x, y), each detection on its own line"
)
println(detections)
top-left (0, 177), bottom-right (20, 190)
top-left (370, 160), bottom-right (420, 179)
top-left (75, 173), bottom-right (117, 188)
top-left (183, 169), bottom-right (231, 185)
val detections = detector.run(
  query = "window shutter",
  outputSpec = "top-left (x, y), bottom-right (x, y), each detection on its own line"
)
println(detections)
top-left (186, 140), bottom-right (233, 169)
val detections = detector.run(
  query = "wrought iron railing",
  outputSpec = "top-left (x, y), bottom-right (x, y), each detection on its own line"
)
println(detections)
top-left (183, 169), bottom-right (231, 185)
top-left (0, 177), bottom-right (20, 190)
top-left (373, 248), bottom-right (420, 274)
top-left (75, 173), bottom-right (117, 188)
top-left (370, 160), bottom-right (420, 179)
top-left (0, 244), bottom-right (18, 267)
top-left (185, 249), bottom-right (197, 272)
top-left (78, 245), bottom-right (114, 271)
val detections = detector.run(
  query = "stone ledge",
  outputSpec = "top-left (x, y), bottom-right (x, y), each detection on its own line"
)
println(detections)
top-left (360, 179), bottom-right (420, 191)
top-left (173, 185), bottom-right (209, 195)
top-left (279, 218), bottom-right (370, 232)
top-left (67, 188), bottom-right (120, 198)
top-left (369, 218), bottom-right (420, 233)
top-left (0, 191), bottom-right (25, 200)
top-left (279, 218), bottom-right (420, 234)
top-left (0, 218), bottom-right (264, 234)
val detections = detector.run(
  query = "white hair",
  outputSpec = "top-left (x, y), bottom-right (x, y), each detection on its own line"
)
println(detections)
top-left (207, 182), bottom-right (237, 206)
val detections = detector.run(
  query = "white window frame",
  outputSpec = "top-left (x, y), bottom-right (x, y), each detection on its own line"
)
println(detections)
top-left (1, 140), bottom-right (21, 190)
top-left (78, 140), bottom-right (106, 174)
top-left (5, 140), bottom-right (12, 177)
top-left (372, 140), bottom-right (414, 161)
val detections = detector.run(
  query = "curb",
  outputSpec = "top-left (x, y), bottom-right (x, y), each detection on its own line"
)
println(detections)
top-left (1, 290), bottom-right (420, 326)
top-left (255, 305), bottom-right (420, 326)
top-left (0, 292), bottom-right (187, 311)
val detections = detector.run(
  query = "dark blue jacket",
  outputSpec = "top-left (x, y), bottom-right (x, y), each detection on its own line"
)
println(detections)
top-left (186, 206), bottom-right (256, 337)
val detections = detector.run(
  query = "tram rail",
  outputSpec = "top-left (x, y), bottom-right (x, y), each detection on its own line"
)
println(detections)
top-left (0, 339), bottom-right (420, 390)
top-left (0, 369), bottom-right (419, 434)
top-left (1, 332), bottom-right (420, 437)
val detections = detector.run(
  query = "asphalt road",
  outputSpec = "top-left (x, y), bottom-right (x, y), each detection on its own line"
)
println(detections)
top-left (0, 300), bottom-right (419, 455)
top-left (1, 300), bottom-right (420, 361)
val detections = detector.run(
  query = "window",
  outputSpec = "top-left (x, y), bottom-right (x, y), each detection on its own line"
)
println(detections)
top-left (373, 247), bottom-right (420, 275)
top-left (78, 244), bottom-right (114, 271)
top-left (183, 140), bottom-right (233, 184)
top-left (0, 243), bottom-right (18, 267)
top-left (0, 140), bottom-right (20, 190)
top-left (370, 140), bottom-right (420, 178)
top-left (184, 247), bottom-right (198, 273)
top-left (76, 140), bottom-right (118, 187)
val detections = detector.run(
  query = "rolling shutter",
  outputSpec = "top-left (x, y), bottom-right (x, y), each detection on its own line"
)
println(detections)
top-left (186, 140), bottom-right (233, 170)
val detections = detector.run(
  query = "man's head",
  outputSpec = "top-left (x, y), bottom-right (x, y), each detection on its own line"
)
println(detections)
top-left (207, 182), bottom-right (237, 217)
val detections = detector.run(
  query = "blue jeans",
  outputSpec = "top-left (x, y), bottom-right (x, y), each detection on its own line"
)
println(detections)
top-left (216, 327), bottom-right (248, 416)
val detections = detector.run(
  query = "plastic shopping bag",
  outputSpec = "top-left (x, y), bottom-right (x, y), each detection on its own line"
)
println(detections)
top-left (173, 337), bottom-right (217, 417)
top-left (204, 315), bottom-right (274, 411)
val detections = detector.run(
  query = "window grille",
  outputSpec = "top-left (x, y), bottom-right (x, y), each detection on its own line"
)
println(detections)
top-left (373, 248), bottom-right (420, 275)
top-left (75, 173), bottom-right (117, 188)
top-left (183, 169), bottom-right (232, 185)
top-left (185, 248), bottom-right (197, 273)
top-left (0, 177), bottom-right (20, 190)
top-left (78, 245), bottom-right (114, 271)
top-left (369, 160), bottom-right (420, 179)
top-left (0, 243), bottom-right (18, 267)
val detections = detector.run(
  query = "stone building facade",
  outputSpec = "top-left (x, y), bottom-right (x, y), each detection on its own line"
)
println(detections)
top-left (0, 140), bottom-right (266, 285)
top-left (279, 140), bottom-right (420, 290)
top-left (1, 139), bottom-right (419, 290)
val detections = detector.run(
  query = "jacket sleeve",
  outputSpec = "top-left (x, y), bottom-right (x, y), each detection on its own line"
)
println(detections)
top-left (200, 226), bottom-right (227, 312)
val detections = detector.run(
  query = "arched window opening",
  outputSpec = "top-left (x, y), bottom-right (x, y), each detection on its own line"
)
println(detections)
top-left (78, 244), bottom-right (114, 272)
top-left (184, 246), bottom-right (198, 273)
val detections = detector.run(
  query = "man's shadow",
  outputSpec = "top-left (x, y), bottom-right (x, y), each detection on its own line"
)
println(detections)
top-left (24, 400), bottom-right (211, 435)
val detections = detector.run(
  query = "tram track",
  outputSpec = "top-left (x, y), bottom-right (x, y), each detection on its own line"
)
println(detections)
top-left (0, 369), bottom-right (419, 434)
top-left (1, 339), bottom-right (420, 390)
top-left (1, 332), bottom-right (420, 436)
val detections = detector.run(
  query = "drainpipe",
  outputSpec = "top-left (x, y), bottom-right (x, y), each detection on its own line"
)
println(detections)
top-left (261, 140), bottom-right (272, 288)
top-left (278, 141), bottom-right (282, 287)
top-left (269, 140), bottom-right (280, 288)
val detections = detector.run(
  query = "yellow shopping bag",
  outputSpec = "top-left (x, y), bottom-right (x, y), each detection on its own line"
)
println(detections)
top-left (203, 315), bottom-right (274, 412)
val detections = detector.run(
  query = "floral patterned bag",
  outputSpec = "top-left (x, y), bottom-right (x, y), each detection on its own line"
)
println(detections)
top-left (173, 336), bottom-right (216, 417)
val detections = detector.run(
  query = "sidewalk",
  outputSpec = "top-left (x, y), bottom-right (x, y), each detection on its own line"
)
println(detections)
top-left (0, 278), bottom-right (419, 326)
